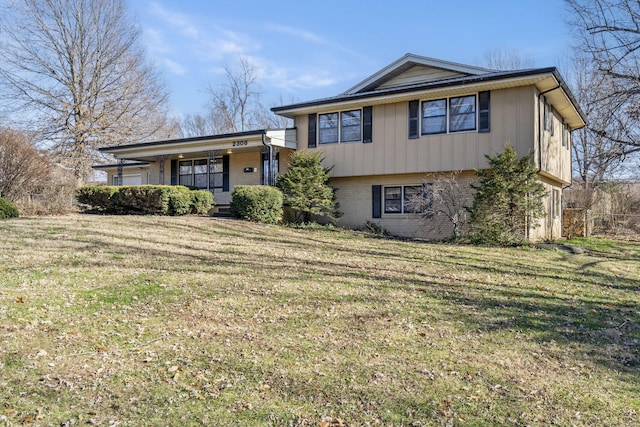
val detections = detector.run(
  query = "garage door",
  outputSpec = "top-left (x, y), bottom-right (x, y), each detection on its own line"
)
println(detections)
top-left (122, 174), bottom-right (142, 185)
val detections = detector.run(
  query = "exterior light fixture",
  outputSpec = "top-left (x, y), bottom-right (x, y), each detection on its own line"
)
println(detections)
top-left (177, 154), bottom-right (184, 159)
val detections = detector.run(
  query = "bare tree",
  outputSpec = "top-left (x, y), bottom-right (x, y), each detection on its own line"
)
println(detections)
top-left (207, 57), bottom-right (262, 133)
top-left (483, 49), bottom-right (535, 70)
top-left (406, 172), bottom-right (472, 239)
top-left (0, 0), bottom-right (171, 183)
top-left (568, 55), bottom-right (630, 188)
top-left (178, 113), bottom-right (221, 138)
top-left (0, 128), bottom-right (52, 202)
top-left (206, 57), bottom-right (292, 134)
top-left (566, 0), bottom-right (640, 158)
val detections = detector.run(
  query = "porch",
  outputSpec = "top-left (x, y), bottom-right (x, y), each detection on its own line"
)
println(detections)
top-left (98, 129), bottom-right (296, 207)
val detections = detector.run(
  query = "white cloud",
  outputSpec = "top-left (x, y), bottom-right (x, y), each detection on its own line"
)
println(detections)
top-left (265, 24), bottom-right (327, 45)
top-left (161, 58), bottom-right (187, 76)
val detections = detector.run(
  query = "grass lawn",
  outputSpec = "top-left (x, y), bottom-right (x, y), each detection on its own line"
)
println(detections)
top-left (0, 215), bottom-right (639, 426)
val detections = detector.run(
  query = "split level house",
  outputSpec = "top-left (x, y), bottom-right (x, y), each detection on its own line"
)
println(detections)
top-left (97, 53), bottom-right (586, 241)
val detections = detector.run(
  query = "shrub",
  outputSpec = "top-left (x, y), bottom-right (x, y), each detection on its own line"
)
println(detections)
top-left (117, 186), bottom-right (171, 215)
top-left (189, 190), bottom-right (214, 215)
top-left (77, 185), bottom-right (214, 216)
top-left (468, 145), bottom-right (546, 245)
top-left (165, 186), bottom-right (191, 216)
top-left (230, 185), bottom-right (283, 224)
top-left (76, 186), bottom-right (119, 213)
top-left (276, 151), bottom-right (340, 223)
top-left (0, 197), bottom-right (19, 219)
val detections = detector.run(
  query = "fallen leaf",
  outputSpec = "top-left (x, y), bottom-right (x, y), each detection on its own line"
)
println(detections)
top-left (16, 296), bottom-right (24, 304)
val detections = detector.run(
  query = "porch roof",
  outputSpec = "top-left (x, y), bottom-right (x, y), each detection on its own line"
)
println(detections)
top-left (99, 128), bottom-right (296, 162)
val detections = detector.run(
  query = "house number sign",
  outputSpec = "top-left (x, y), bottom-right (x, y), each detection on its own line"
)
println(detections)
top-left (232, 140), bottom-right (248, 147)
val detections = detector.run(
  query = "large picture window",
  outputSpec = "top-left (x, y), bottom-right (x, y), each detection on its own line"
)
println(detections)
top-left (418, 94), bottom-right (482, 136)
top-left (319, 109), bottom-right (361, 144)
top-left (178, 157), bottom-right (225, 190)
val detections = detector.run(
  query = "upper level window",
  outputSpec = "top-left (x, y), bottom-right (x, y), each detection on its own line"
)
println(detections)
top-left (420, 95), bottom-right (477, 135)
top-left (410, 92), bottom-right (489, 138)
top-left (422, 99), bottom-right (447, 134)
top-left (449, 95), bottom-right (476, 132)
top-left (319, 109), bottom-right (361, 144)
top-left (319, 113), bottom-right (339, 144)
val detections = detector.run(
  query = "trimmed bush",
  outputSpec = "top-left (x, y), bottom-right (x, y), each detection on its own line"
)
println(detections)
top-left (76, 185), bottom-right (214, 216)
top-left (230, 185), bottom-right (283, 224)
top-left (0, 197), bottom-right (19, 219)
top-left (165, 186), bottom-right (191, 216)
top-left (76, 186), bottom-right (119, 213)
top-left (189, 190), bottom-right (214, 214)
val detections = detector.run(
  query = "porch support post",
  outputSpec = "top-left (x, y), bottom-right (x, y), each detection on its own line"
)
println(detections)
top-left (207, 150), bottom-right (215, 191)
top-left (117, 159), bottom-right (124, 186)
top-left (269, 147), bottom-right (279, 187)
top-left (156, 155), bottom-right (167, 185)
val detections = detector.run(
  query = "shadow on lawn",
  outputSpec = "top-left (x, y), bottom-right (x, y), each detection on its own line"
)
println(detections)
top-left (34, 217), bottom-right (640, 383)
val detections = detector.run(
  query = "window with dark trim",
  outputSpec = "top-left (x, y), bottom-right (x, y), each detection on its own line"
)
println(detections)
top-left (422, 99), bottom-right (447, 134)
top-left (449, 95), bottom-right (476, 132)
top-left (318, 109), bottom-right (362, 144)
top-left (418, 94), bottom-right (479, 136)
top-left (319, 112), bottom-right (339, 144)
top-left (179, 160), bottom-right (193, 187)
top-left (210, 157), bottom-right (225, 189)
top-left (311, 108), bottom-right (372, 145)
top-left (179, 157), bottom-right (226, 190)
top-left (383, 185), bottom-right (427, 214)
top-left (194, 159), bottom-right (207, 189)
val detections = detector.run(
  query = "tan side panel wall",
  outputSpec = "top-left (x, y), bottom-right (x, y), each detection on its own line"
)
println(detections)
top-left (331, 171), bottom-right (477, 240)
top-left (537, 96), bottom-right (572, 183)
top-left (295, 86), bottom-right (538, 178)
top-left (529, 176), bottom-right (565, 242)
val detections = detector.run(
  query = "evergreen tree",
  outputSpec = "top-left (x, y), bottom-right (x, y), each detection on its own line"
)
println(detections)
top-left (276, 151), bottom-right (340, 223)
top-left (468, 145), bottom-right (547, 245)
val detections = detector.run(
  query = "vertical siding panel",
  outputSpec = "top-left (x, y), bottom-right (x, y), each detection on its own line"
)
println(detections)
top-left (429, 136), bottom-right (441, 171)
top-left (374, 105), bottom-right (389, 173)
top-left (464, 133), bottom-right (477, 170)
top-left (393, 103), bottom-right (406, 174)
top-left (492, 89), bottom-right (506, 158)
top-left (384, 105), bottom-right (397, 175)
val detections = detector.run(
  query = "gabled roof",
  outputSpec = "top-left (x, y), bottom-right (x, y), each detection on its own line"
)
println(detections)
top-left (272, 54), bottom-right (587, 130)
top-left (343, 53), bottom-right (492, 94)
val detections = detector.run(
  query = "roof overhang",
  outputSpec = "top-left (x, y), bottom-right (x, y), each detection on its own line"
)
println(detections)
top-left (273, 68), bottom-right (586, 130)
top-left (99, 129), bottom-right (297, 162)
top-left (92, 161), bottom-right (150, 170)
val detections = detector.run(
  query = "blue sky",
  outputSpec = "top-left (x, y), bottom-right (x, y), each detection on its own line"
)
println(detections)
top-left (128, 0), bottom-right (574, 118)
